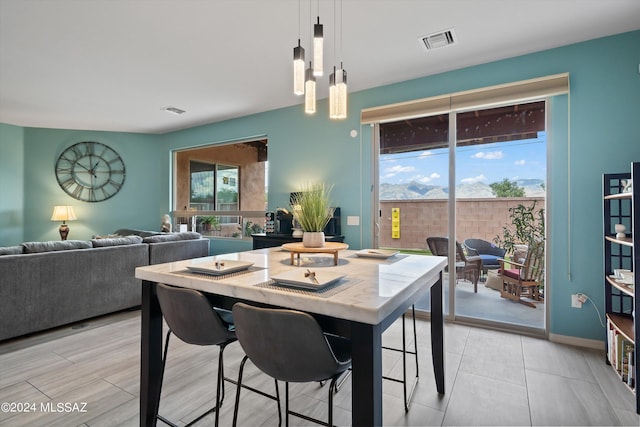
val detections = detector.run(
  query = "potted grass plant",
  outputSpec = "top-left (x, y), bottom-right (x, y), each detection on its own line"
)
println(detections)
top-left (291, 182), bottom-right (335, 248)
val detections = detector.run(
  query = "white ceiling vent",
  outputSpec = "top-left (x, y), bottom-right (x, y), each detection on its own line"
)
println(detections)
top-left (420, 29), bottom-right (456, 51)
top-left (162, 106), bottom-right (186, 115)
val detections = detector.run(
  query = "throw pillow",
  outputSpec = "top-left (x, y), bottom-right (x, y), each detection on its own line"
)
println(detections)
top-left (0, 245), bottom-right (23, 255)
top-left (22, 240), bottom-right (92, 253)
top-left (92, 233), bottom-right (121, 239)
top-left (91, 235), bottom-right (144, 247)
top-left (114, 228), bottom-right (162, 238)
top-left (142, 231), bottom-right (201, 243)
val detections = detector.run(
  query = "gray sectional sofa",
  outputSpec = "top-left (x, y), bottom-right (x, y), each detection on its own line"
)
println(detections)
top-left (0, 231), bottom-right (209, 341)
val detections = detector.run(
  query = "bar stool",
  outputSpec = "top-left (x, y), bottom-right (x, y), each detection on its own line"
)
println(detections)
top-left (231, 302), bottom-right (352, 427)
top-left (382, 305), bottom-right (419, 412)
top-left (332, 308), bottom-right (420, 411)
top-left (155, 283), bottom-right (237, 427)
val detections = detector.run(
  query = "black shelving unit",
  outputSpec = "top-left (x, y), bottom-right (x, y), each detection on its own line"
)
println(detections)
top-left (603, 164), bottom-right (639, 414)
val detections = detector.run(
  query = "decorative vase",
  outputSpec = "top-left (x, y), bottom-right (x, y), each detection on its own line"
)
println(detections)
top-left (615, 223), bottom-right (627, 239)
top-left (292, 227), bottom-right (303, 238)
top-left (302, 231), bottom-right (325, 248)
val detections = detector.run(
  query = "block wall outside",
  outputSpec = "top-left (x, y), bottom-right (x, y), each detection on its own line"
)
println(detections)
top-left (379, 197), bottom-right (544, 251)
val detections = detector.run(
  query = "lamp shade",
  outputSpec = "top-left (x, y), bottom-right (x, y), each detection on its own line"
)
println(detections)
top-left (51, 205), bottom-right (77, 222)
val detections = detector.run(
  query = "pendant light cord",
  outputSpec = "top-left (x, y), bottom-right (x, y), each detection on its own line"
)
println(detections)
top-left (298, 0), bottom-right (301, 39)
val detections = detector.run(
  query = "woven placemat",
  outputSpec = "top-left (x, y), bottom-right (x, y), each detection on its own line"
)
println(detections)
top-left (176, 266), bottom-right (265, 281)
top-left (254, 278), bottom-right (361, 298)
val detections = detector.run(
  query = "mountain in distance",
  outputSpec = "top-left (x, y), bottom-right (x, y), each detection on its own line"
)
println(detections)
top-left (380, 179), bottom-right (545, 200)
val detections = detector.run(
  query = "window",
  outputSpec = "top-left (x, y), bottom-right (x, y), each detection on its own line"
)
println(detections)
top-left (174, 139), bottom-right (267, 238)
top-left (189, 161), bottom-right (239, 212)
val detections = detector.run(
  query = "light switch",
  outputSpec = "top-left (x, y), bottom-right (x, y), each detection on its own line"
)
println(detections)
top-left (347, 216), bottom-right (360, 226)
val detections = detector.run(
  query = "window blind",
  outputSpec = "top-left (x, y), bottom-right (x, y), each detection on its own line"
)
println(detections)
top-left (361, 73), bottom-right (569, 124)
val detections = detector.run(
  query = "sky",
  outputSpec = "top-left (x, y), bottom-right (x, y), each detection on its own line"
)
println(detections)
top-left (380, 132), bottom-right (547, 186)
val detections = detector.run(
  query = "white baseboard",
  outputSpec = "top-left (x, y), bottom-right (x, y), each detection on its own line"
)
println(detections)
top-left (548, 333), bottom-right (603, 350)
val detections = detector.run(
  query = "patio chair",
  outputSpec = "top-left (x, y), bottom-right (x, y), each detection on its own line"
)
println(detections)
top-left (497, 239), bottom-right (544, 308)
top-left (463, 238), bottom-right (506, 274)
top-left (427, 237), bottom-right (482, 292)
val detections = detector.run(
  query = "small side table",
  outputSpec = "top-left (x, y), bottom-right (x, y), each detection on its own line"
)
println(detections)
top-left (281, 242), bottom-right (349, 266)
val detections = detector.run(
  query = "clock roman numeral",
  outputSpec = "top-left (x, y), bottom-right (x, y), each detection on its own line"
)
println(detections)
top-left (60, 178), bottom-right (75, 189)
top-left (60, 154), bottom-right (76, 163)
top-left (71, 184), bottom-right (84, 199)
top-left (84, 142), bottom-right (95, 156)
top-left (71, 145), bottom-right (83, 158)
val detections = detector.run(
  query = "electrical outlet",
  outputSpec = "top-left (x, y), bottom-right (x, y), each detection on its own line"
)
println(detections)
top-left (571, 294), bottom-right (583, 308)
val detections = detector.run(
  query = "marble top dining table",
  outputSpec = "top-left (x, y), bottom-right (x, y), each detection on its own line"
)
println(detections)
top-left (136, 247), bottom-right (447, 426)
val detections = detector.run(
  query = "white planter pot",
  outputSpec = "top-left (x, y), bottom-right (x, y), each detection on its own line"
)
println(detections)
top-left (302, 231), bottom-right (325, 248)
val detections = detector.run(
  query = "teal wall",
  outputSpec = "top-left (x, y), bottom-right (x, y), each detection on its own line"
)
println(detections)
top-left (0, 123), bottom-right (25, 245)
top-left (0, 30), bottom-right (638, 341)
top-left (18, 128), bottom-right (163, 242)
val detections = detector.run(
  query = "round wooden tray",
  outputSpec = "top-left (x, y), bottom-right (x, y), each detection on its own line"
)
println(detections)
top-left (281, 242), bottom-right (349, 265)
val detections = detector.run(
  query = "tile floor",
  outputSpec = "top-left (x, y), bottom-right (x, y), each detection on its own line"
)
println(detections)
top-left (0, 309), bottom-right (638, 426)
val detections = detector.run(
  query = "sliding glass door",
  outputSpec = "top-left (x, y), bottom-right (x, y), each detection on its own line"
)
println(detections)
top-left (373, 101), bottom-right (547, 332)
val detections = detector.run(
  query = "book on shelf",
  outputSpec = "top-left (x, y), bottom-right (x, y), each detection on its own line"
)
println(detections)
top-left (621, 342), bottom-right (633, 382)
top-left (607, 319), bottom-right (617, 368)
top-left (628, 350), bottom-right (636, 389)
top-left (607, 318), bottom-right (636, 382)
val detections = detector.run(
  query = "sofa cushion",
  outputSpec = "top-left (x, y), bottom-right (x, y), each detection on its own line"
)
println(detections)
top-left (143, 232), bottom-right (201, 243)
top-left (92, 233), bottom-right (121, 239)
top-left (0, 245), bottom-right (24, 255)
top-left (22, 240), bottom-right (92, 253)
top-left (114, 228), bottom-right (162, 238)
top-left (92, 235), bottom-right (144, 247)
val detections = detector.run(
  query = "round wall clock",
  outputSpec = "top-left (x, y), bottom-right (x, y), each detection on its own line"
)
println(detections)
top-left (55, 141), bottom-right (126, 202)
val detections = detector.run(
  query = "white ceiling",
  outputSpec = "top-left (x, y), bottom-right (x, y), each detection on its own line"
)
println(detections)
top-left (1, 0), bottom-right (639, 134)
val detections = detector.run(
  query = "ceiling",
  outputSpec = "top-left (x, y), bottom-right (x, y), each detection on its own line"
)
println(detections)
top-left (1, 0), bottom-right (639, 134)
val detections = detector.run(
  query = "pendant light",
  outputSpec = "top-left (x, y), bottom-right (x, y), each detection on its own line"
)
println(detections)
top-left (305, 61), bottom-right (316, 114)
top-left (329, 67), bottom-right (337, 118)
top-left (329, 0), bottom-right (347, 119)
top-left (334, 63), bottom-right (347, 119)
top-left (313, 10), bottom-right (323, 76)
top-left (293, 40), bottom-right (305, 95)
top-left (292, 1), bottom-right (305, 96)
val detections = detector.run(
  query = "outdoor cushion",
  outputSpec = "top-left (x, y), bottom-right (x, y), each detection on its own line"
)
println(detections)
top-left (503, 268), bottom-right (522, 280)
top-left (478, 254), bottom-right (500, 267)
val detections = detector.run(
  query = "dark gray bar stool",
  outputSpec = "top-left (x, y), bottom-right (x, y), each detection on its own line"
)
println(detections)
top-left (155, 283), bottom-right (237, 427)
top-left (382, 305), bottom-right (419, 412)
top-left (231, 302), bottom-right (352, 427)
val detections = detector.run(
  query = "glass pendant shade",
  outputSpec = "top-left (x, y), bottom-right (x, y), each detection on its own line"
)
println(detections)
top-left (335, 67), bottom-right (347, 119)
top-left (304, 63), bottom-right (316, 114)
top-left (329, 69), bottom-right (337, 119)
top-left (313, 17), bottom-right (323, 76)
top-left (293, 40), bottom-right (305, 95)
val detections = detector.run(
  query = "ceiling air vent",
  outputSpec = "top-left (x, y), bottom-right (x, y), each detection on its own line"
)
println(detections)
top-left (162, 106), bottom-right (186, 115)
top-left (420, 29), bottom-right (456, 51)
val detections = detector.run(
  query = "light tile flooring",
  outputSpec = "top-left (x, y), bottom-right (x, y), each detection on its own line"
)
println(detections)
top-left (0, 309), bottom-right (638, 426)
